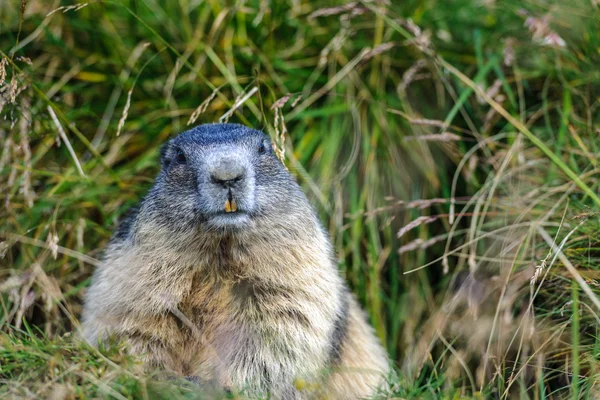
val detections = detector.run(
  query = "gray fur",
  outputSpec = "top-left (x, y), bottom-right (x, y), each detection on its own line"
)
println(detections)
top-left (82, 123), bottom-right (390, 399)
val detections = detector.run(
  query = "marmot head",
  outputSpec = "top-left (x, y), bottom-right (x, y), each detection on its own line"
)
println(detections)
top-left (145, 123), bottom-right (305, 233)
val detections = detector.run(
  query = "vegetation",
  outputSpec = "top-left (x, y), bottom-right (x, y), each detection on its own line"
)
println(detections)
top-left (2, 0), bottom-right (600, 398)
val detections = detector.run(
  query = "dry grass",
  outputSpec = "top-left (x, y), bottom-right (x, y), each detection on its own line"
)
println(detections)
top-left (2, 0), bottom-right (600, 398)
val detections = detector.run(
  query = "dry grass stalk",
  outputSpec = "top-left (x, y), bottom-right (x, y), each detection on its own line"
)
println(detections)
top-left (402, 18), bottom-right (433, 55)
top-left (476, 79), bottom-right (502, 105)
top-left (363, 42), bottom-right (395, 60)
top-left (523, 14), bottom-right (566, 48)
top-left (397, 216), bottom-right (437, 239)
top-left (398, 234), bottom-right (448, 255)
top-left (0, 133), bottom-right (13, 180)
top-left (46, 3), bottom-right (88, 17)
top-left (19, 99), bottom-right (33, 207)
top-left (188, 85), bottom-right (223, 125)
top-left (404, 132), bottom-right (461, 142)
top-left (271, 97), bottom-right (289, 166)
top-left (47, 105), bottom-right (86, 177)
top-left (219, 86), bottom-right (258, 123)
top-left (46, 232), bottom-right (59, 260)
top-left (0, 56), bottom-right (7, 85)
top-left (537, 225), bottom-right (600, 312)
top-left (308, 1), bottom-right (382, 20)
top-left (15, 56), bottom-right (32, 65)
top-left (116, 87), bottom-right (133, 137)
top-left (290, 95), bottom-right (302, 108)
top-left (398, 58), bottom-right (428, 93)
top-left (503, 38), bottom-right (515, 66)
top-left (0, 232), bottom-right (103, 267)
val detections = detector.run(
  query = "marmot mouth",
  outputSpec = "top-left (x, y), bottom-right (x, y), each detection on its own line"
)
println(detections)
top-left (204, 210), bottom-right (252, 229)
top-left (212, 210), bottom-right (247, 216)
top-left (205, 207), bottom-right (252, 219)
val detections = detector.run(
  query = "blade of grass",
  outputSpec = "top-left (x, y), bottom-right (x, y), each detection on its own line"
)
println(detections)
top-left (0, 50), bottom-right (121, 184)
top-left (438, 58), bottom-right (600, 208)
top-left (572, 279), bottom-right (580, 399)
top-left (537, 226), bottom-right (600, 312)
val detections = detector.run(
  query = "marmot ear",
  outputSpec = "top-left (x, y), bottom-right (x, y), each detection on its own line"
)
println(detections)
top-left (160, 140), bottom-right (173, 168)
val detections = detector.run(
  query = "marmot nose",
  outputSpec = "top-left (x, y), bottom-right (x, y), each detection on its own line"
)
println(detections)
top-left (210, 158), bottom-right (245, 187)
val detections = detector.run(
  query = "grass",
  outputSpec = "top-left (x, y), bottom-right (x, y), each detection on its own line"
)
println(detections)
top-left (2, 0), bottom-right (600, 398)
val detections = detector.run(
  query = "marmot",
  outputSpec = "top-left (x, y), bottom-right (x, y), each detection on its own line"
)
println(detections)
top-left (82, 123), bottom-right (390, 399)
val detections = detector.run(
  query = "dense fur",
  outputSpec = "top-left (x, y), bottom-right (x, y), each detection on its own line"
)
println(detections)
top-left (82, 124), bottom-right (389, 399)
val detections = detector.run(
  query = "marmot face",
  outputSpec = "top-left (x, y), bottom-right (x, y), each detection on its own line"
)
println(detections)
top-left (154, 123), bottom-right (297, 232)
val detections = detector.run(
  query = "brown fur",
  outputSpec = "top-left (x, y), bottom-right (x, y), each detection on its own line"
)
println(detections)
top-left (82, 124), bottom-right (390, 399)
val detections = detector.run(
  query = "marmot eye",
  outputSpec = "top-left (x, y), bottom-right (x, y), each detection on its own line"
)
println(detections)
top-left (258, 141), bottom-right (266, 154)
top-left (175, 148), bottom-right (187, 164)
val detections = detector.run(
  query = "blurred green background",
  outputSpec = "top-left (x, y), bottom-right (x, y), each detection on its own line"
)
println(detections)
top-left (2, 0), bottom-right (600, 398)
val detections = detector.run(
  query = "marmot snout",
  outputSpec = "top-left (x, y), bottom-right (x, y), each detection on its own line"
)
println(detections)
top-left (82, 123), bottom-right (390, 399)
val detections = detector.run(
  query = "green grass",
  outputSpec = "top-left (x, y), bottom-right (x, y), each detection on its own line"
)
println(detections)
top-left (2, 0), bottom-right (600, 398)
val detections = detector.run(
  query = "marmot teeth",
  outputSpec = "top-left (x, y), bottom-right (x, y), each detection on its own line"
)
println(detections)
top-left (225, 188), bottom-right (237, 213)
top-left (224, 198), bottom-right (237, 213)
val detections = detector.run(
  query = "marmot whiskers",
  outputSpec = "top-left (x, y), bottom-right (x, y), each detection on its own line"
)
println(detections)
top-left (82, 123), bottom-right (390, 399)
